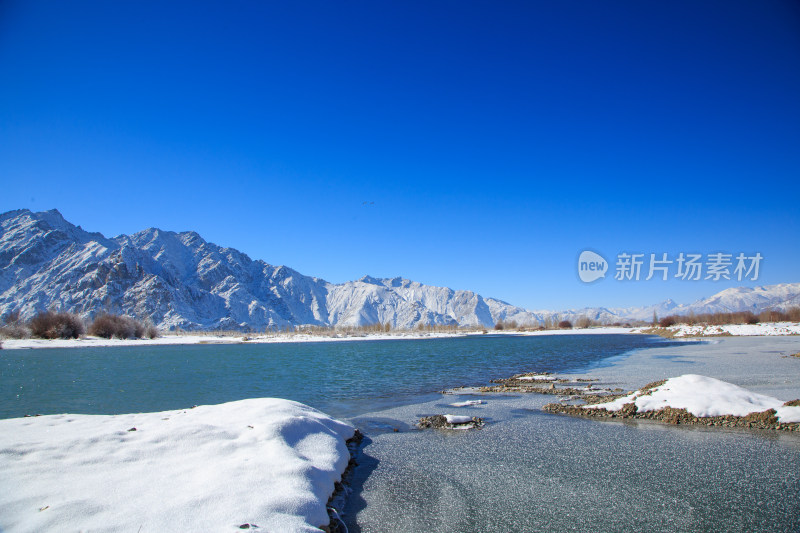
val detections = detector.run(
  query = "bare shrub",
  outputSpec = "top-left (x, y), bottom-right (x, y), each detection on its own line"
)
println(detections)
top-left (494, 322), bottom-right (504, 330)
top-left (1, 310), bottom-right (30, 339)
top-left (659, 315), bottom-right (677, 328)
top-left (575, 316), bottom-right (593, 329)
top-left (144, 320), bottom-right (159, 339)
top-left (741, 311), bottom-right (759, 325)
top-left (558, 320), bottom-right (573, 329)
top-left (0, 323), bottom-right (30, 339)
top-left (89, 313), bottom-right (148, 339)
top-left (29, 311), bottom-right (85, 339)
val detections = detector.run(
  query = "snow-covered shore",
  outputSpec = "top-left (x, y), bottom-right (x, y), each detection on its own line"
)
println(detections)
top-left (632, 321), bottom-right (800, 337)
top-left (0, 399), bottom-right (355, 532)
top-left (0, 330), bottom-right (466, 349)
top-left (0, 326), bottom-right (642, 350)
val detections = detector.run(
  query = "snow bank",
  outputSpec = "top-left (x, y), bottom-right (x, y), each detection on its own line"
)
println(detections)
top-left (636, 322), bottom-right (800, 337)
top-left (0, 398), bottom-right (355, 532)
top-left (587, 374), bottom-right (800, 423)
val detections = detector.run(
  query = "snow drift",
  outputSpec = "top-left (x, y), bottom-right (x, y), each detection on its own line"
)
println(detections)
top-left (587, 374), bottom-right (800, 423)
top-left (0, 398), bottom-right (355, 532)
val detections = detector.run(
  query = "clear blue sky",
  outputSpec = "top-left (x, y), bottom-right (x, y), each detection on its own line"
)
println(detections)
top-left (1, 1), bottom-right (798, 310)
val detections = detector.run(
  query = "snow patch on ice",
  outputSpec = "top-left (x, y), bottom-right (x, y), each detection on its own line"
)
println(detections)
top-left (449, 400), bottom-right (485, 407)
top-left (444, 414), bottom-right (474, 424)
top-left (586, 374), bottom-right (799, 422)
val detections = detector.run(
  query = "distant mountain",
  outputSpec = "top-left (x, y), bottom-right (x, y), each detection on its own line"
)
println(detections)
top-left (534, 283), bottom-right (800, 324)
top-left (1, 209), bottom-right (797, 331)
top-left (0, 209), bottom-right (542, 330)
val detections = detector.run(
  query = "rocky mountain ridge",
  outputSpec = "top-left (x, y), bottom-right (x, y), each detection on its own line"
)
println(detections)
top-left (1, 209), bottom-right (798, 331)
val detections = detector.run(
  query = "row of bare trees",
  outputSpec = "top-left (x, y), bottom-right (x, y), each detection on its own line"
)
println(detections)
top-left (656, 307), bottom-right (800, 328)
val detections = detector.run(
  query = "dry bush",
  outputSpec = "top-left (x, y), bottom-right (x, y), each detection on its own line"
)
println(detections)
top-left (558, 320), bottom-right (573, 329)
top-left (575, 316), bottom-right (593, 329)
top-left (1, 310), bottom-right (30, 339)
top-left (0, 323), bottom-right (30, 339)
top-left (29, 311), bottom-right (85, 339)
top-left (89, 313), bottom-right (148, 339)
top-left (494, 322), bottom-right (504, 330)
top-left (144, 321), bottom-right (159, 339)
top-left (659, 315), bottom-right (678, 328)
top-left (658, 310), bottom-right (786, 327)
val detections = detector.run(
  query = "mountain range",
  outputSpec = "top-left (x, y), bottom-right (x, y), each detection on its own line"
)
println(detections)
top-left (1, 209), bottom-right (798, 331)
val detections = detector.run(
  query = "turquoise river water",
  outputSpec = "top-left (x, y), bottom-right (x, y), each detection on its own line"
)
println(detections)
top-left (1, 334), bottom-right (657, 419)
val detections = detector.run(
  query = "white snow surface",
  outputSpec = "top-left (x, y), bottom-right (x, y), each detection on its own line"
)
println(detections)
top-left (0, 398), bottom-right (355, 532)
top-left (444, 414), bottom-right (474, 424)
top-left (640, 322), bottom-right (800, 337)
top-left (586, 374), bottom-right (800, 423)
top-left (449, 400), bottom-right (485, 407)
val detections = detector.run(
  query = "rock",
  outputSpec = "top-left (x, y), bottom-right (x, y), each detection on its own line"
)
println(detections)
top-left (418, 414), bottom-right (484, 430)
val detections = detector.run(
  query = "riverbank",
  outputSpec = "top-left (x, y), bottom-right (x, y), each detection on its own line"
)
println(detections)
top-left (0, 326), bottom-right (639, 350)
top-left (2, 322), bottom-right (797, 350)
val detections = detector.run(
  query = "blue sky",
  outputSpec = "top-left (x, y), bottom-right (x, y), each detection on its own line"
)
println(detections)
top-left (1, 1), bottom-right (798, 310)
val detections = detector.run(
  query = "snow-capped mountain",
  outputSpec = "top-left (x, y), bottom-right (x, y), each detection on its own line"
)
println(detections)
top-left (1, 209), bottom-right (798, 331)
top-left (0, 209), bottom-right (542, 330)
top-left (533, 284), bottom-right (800, 324)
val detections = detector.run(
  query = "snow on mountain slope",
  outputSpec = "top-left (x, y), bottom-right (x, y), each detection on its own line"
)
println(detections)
top-left (683, 283), bottom-right (800, 314)
top-left (1, 209), bottom-right (798, 331)
top-left (0, 209), bottom-right (539, 330)
top-left (533, 285), bottom-right (800, 325)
